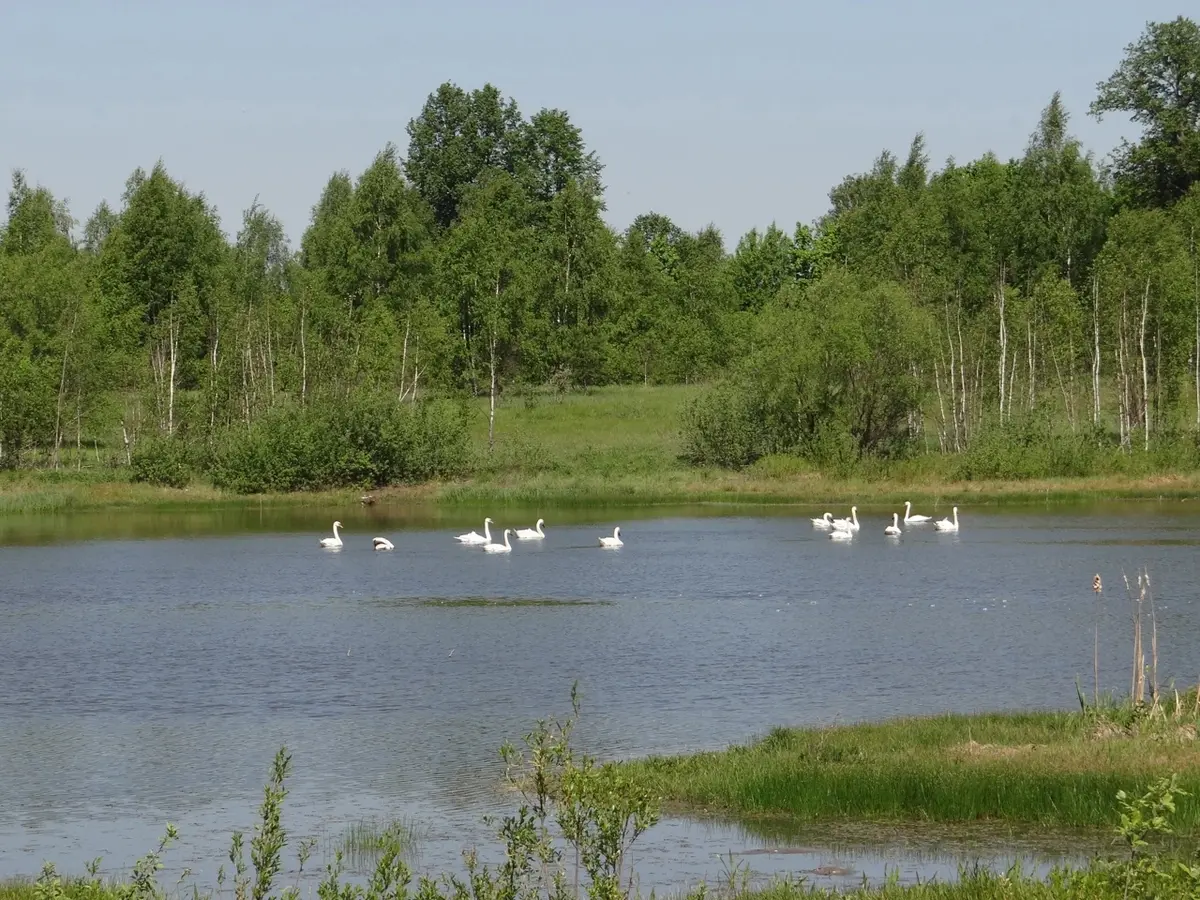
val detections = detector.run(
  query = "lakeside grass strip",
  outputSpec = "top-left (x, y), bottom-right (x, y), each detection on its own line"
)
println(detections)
top-left (4, 470), bottom-right (1200, 515)
top-left (6, 383), bottom-right (1200, 514)
top-left (621, 709), bottom-right (1200, 833)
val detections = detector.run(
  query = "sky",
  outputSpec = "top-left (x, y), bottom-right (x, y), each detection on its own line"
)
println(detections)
top-left (0, 1), bottom-right (1189, 250)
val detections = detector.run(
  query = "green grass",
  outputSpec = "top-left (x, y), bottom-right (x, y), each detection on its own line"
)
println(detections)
top-left (622, 706), bottom-right (1200, 834)
top-left (5, 383), bottom-right (1200, 513)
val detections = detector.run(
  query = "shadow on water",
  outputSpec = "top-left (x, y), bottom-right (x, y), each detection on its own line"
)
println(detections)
top-left (0, 503), bottom-right (758, 547)
top-left (412, 596), bottom-right (614, 608)
top-left (0, 495), bottom-right (1197, 548)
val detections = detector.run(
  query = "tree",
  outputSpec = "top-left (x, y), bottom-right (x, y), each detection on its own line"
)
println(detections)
top-left (404, 82), bottom-right (525, 229)
top-left (518, 108), bottom-right (604, 204)
top-left (99, 162), bottom-right (226, 437)
top-left (730, 223), bottom-right (795, 311)
top-left (1015, 92), bottom-right (1109, 288)
top-left (1090, 16), bottom-right (1200, 208)
top-left (1094, 208), bottom-right (1191, 449)
top-left (437, 172), bottom-right (534, 448)
top-left (2, 170), bottom-right (73, 255)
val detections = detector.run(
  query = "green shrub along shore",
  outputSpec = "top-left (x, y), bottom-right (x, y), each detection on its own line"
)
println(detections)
top-left (5, 384), bottom-right (1200, 515)
top-left (6, 691), bottom-right (1200, 900)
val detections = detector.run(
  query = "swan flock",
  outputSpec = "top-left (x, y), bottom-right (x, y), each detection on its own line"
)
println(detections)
top-left (810, 501), bottom-right (962, 540)
top-left (319, 501), bottom-right (961, 552)
top-left (319, 516), bottom-right (629, 553)
top-left (317, 497), bottom-right (962, 554)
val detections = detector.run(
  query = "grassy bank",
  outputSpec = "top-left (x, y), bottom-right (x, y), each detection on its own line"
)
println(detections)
top-left (4, 384), bottom-right (1200, 513)
top-left (622, 704), bottom-right (1200, 833)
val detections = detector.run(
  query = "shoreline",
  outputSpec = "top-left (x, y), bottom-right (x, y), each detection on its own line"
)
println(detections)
top-left (3, 470), bottom-right (1200, 515)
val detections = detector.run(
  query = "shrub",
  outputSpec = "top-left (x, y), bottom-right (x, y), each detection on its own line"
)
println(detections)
top-left (129, 437), bottom-right (191, 488)
top-left (209, 395), bottom-right (470, 494)
top-left (680, 382), bottom-right (761, 468)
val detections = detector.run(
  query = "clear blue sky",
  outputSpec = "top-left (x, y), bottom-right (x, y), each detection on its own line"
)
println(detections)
top-left (0, 1), bottom-right (1187, 249)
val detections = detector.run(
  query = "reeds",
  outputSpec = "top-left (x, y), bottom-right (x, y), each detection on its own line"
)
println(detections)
top-left (328, 816), bottom-right (418, 867)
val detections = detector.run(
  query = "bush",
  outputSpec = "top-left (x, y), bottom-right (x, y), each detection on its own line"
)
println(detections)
top-left (680, 382), bottom-right (761, 467)
top-left (209, 394), bottom-right (470, 494)
top-left (130, 437), bottom-right (192, 488)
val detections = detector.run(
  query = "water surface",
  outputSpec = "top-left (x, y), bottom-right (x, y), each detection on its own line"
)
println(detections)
top-left (2, 500), bottom-right (1196, 890)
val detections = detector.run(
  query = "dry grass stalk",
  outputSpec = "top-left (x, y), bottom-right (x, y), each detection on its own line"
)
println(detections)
top-left (1148, 570), bottom-right (1159, 712)
top-left (1092, 573), bottom-right (1103, 707)
top-left (1123, 569), bottom-right (1146, 705)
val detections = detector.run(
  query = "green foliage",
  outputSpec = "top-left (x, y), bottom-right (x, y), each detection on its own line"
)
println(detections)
top-left (683, 271), bottom-right (936, 469)
top-left (129, 437), bottom-right (192, 488)
top-left (1089, 16), bottom-right (1200, 209)
top-left (208, 395), bottom-right (468, 494)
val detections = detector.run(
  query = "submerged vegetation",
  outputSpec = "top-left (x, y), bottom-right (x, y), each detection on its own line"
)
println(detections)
top-left (2, 18), bottom-right (1200, 502)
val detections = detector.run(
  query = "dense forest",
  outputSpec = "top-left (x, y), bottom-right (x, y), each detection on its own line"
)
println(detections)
top-left (1, 16), bottom-right (1199, 491)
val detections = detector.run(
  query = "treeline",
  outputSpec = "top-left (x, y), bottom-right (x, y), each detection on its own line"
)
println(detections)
top-left (1, 16), bottom-right (1199, 489)
top-left (687, 15), bottom-right (1200, 478)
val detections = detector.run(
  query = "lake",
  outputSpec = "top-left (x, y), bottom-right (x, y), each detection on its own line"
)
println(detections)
top-left (2, 499), bottom-right (1198, 891)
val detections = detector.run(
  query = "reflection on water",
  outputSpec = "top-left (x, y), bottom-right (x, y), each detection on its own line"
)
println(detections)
top-left (1, 500), bottom-right (1198, 889)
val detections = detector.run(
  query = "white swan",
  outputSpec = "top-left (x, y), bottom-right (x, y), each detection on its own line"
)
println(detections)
top-left (319, 521), bottom-right (344, 549)
top-left (456, 517), bottom-right (493, 544)
top-left (599, 526), bottom-right (623, 548)
top-left (484, 528), bottom-right (513, 554)
top-left (372, 537), bottom-right (394, 551)
top-left (829, 528), bottom-right (853, 541)
top-left (903, 501), bottom-right (932, 523)
top-left (884, 513), bottom-right (902, 536)
top-left (515, 518), bottom-right (546, 540)
top-left (934, 506), bottom-right (960, 532)
top-left (831, 506), bottom-right (860, 532)
top-left (811, 512), bottom-right (834, 530)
